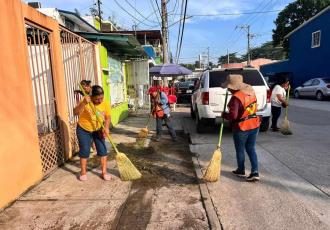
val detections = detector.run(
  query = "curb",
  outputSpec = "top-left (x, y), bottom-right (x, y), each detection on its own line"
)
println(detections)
top-left (192, 156), bottom-right (222, 230)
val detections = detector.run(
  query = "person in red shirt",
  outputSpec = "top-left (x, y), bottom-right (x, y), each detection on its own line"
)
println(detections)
top-left (222, 74), bottom-right (261, 181)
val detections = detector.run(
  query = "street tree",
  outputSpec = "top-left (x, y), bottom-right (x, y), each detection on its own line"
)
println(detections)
top-left (218, 53), bottom-right (243, 64)
top-left (273, 0), bottom-right (330, 54)
top-left (241, 41), bottom-right (285, 61)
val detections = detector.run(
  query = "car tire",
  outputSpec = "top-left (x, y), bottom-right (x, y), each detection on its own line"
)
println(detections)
top-left (260, 117), bottom-right (270, 132)
top-left (294, 91), bottom-right (300, 99)
top-left (190, 103), bottom-right (196, 119)
top-left (316, 91), bottom-right (324, 101)
top-left (195, 110), bottom-right (205, 133)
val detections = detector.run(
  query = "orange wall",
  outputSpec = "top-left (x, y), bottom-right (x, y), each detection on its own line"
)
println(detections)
top-left (0, 0), bottom-right (43, 209)
top-left (0, 0), bottom-right (72, 209)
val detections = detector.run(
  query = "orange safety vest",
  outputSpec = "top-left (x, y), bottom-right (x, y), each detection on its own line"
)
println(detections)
top-left (233, 91), bottom-right (260, 131)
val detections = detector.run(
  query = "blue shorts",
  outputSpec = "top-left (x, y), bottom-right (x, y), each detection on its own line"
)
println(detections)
top-left (76, 125), bottom-right (108, 158)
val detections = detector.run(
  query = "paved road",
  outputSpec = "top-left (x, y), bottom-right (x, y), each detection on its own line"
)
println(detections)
top-left (181, 99), bottom-right (330, 230)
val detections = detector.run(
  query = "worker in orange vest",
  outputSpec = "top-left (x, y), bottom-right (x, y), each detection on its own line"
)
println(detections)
top-left (222, 74), bottom-right (261, 181)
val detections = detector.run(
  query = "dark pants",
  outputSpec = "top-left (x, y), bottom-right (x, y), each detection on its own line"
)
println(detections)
top-left (271, 106), bottom-right (282, 129)
top-left (76, 125), bottom-right (108, 159)
top-left (233, 128), bottom-right (259, 173)
top-left (156, 115), bottom-right (177, 139)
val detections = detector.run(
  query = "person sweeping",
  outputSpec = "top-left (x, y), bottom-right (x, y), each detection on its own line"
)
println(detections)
top-left (73, 85), bottom-right (112, 181)
top-left (149, 87), bottom-right (177, 142)
top-left (280, 84), bottom-right (293, 135)
top-left (203, 89), bottom-right (229, 182)
top-left (271, 78), bottom-right (290, 132)
top-left (221, 74), bottom-right (261, 181)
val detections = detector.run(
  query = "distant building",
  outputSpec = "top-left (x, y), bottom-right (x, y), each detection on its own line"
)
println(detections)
top-left (220, 58), bottom-right (275, 70)
top-left (260, 6), bottom-right (330, 88)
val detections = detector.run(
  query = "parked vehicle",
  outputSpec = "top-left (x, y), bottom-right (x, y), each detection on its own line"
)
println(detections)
top-left (177, 81), bottom-right (194, 94)
top-left (191, 68), bottom-right (271, 133)
top-left (294, 78), bottom-right (330, 101)
top-left (176, 81), bottom-right (195, 102)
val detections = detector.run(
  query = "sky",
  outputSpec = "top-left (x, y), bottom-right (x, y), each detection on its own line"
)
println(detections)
top-left (30, 0), bottom-right (295, 64)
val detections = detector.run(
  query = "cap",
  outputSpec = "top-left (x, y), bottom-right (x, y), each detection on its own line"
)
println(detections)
top-left (148, 86), bottom-right (158, 94)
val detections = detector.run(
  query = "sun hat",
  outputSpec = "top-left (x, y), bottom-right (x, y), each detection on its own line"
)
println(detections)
top-left (221, 74), bottom-right (255, 95)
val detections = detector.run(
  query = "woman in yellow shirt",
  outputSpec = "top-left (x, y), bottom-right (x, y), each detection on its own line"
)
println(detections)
top-left (73, 85), bottom-right (111, 181)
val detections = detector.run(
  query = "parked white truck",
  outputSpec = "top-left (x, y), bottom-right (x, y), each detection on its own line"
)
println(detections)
top-left (191, 67), bottom-right (272, 133)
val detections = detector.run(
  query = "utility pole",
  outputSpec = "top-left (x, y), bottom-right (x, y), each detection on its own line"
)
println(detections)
top-left (161, 0), bottom-right (168, 64)
top-left (227, 49), bottom-right (229, 64)
top-left (97, 0), bottom-right (102, 31)
top-left (161, 0), bottom-right (169, 86)
top-left (236, 25), bottom-right (256, 66)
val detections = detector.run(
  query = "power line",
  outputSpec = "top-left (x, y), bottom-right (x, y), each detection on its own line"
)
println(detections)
top-left (174, 0), bottom-right (184, 63)
top-left (136, 8), bottom-right (162, 27)
top-left (148, 0), bottom-right (162, 26)
top-left (171, 9), bottom-right (281, 17)
top-left (176, 0), bottom-right (188, 63)
top-left (124, 0), bottom-right (159, 24)
top-left (113, 0), bottom-right (156, 27)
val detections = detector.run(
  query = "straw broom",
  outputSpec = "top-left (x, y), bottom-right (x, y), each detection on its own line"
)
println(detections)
top-left (281, 85), bottom-right (293, 135)
top-left (79, 85), bottom-right (142, 181)
top-left (138, 114), bottom-right (151, 138)
top-left (203, 89), bottom-right (229, 182)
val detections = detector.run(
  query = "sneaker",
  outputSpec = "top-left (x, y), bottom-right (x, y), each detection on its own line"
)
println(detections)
top-left (246, 172), bottom-right (260, 181)
top-left (232, 169), bottom-right (246, 177)
top-left (172, 137), bottom-right (178, 142)
top-left (154, 137), bottom-right (161, 142)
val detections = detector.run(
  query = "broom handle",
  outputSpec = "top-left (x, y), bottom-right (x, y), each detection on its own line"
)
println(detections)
top-left (218, 89), bottom-right (229, 148)
top-left (285, 85), bottom-right (291, 118)
top-left (79, 84), bottom-right (120, 154)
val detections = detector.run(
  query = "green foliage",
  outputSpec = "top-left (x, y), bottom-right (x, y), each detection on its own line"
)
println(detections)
top-left (242, 41), bottom-right (286, 60)
top-left (272, 0), bottom-right (330, 53)
top-left (218, 53), bottom-right (243, 64)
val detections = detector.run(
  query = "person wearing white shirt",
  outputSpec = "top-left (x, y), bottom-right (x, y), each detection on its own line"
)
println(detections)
top-left (271, 78), bottom-right (290, 131)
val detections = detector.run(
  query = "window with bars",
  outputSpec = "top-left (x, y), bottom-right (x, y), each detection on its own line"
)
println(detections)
top-left (311, 30), bottom-right (321, 48)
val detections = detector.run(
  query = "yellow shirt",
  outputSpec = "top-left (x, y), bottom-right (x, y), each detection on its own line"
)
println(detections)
top-left (78, 101), bottom-right (111, 132)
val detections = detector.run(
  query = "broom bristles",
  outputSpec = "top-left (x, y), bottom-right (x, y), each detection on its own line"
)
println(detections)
top-left (203, 148), bottom-right (222, 182)
top-left (137, 127), bottom-right (149, 138)
top-left (116, 152), bottom-right (142, 181)
top-left (281, 118), bottom-right (293, 135)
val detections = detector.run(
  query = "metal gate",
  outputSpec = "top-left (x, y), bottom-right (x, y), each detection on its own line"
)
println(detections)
top-left (60, 27), bottom-right (97, 154)
top-left (26, 22), bottom-right (64, 176)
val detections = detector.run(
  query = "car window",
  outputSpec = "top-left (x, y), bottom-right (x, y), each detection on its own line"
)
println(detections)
top-left (312, 79), bottom-right (320, 86)
top-left (303, 80), bottom-right (312, 86)
top-left (209, 70), bottom-right (265, 88)
top-left (322, 78), bottom-right (330, 83)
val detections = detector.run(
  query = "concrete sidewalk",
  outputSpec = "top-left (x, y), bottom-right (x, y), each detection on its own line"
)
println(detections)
top-left (0, 110), bottom-right (209, 230)
top-left (183, 111), bottom-right (330, 230)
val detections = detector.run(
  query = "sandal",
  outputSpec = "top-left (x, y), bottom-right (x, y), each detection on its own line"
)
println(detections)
top-left (79, 174), bottom-right (87, 181)
top-left (101, 173), bottom-right (112, 181)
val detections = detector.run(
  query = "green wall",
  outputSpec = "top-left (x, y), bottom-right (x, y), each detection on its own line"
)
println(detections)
top-left (98, 44), bottom-right (128, 126)
top-left (95, 17), bottom-right (129, 126)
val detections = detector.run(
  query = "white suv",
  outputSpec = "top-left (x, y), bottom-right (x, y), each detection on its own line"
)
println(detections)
top-left (191, 68), bottom-right (271, 133)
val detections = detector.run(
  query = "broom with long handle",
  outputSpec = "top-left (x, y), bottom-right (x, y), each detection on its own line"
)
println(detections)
top-left (79, 84), bottom-right (142, 181)
top-left (138, 113), bottom-right (151, 138)
top-left (281, 85), bottom-right (293, 135)
top-left (203, 89), bottom-right (229, 182)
